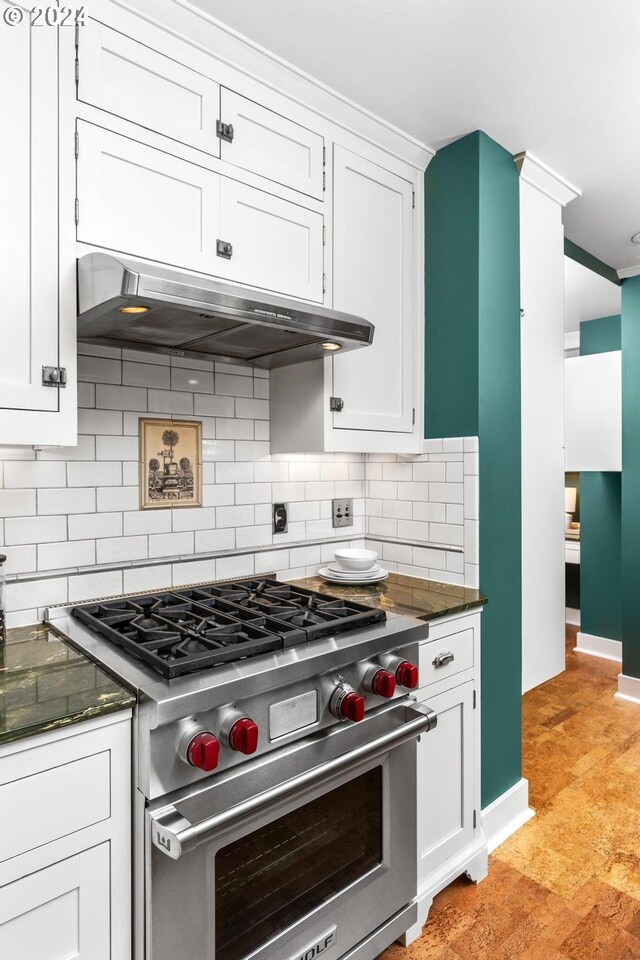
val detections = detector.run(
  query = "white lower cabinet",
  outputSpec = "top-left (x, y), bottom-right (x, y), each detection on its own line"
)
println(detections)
top-left (0, 844), bottom-right (110, 960)
top-left (0, 712), bottom-right (132, 960)
top-left (403, 610), bottom-right (487, 945)
top-left (417, 682), bottom-right (475, 877)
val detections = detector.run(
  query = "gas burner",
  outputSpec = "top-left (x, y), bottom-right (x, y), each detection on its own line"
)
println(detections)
top-left (72, 578), bottom-right (386, 679)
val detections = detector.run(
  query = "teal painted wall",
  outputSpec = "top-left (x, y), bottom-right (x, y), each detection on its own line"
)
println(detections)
top-left (578, 316), bottom-right (622, 644)
top-left (621, 278), bottom-right (640, 678)
top-left (424, 131), bottom-right (522, 807)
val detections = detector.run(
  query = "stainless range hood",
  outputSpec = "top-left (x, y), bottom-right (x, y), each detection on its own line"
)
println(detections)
top-left (77, 253), bottom-right (374, 368)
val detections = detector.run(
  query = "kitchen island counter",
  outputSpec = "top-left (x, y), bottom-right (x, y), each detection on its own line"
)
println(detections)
top-left (0, 623), bottom-right (135, 746)
top-left (290, 571), bottom-right (487, 621)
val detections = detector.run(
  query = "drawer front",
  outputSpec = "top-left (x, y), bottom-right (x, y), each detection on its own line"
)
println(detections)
top-left (0, 751), bottom-right (110, 863)
top-left (220, 89), bottom-right (324, 200)
top-left (80, 19), bottom-right (220, 158)
top-left (419, 627), bottom-right (474, 687)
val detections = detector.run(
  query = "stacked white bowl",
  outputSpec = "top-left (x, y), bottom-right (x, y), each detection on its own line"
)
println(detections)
top-left (319, 548), bottom-right (388, 583)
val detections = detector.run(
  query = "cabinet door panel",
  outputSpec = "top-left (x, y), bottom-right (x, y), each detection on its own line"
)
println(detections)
top-left (332, 147), bottom-right (414, 432)
top-left (80, 19), bottom-right (220, 158)
top-left (417, 682), bottom-right (474, 878)
top-left (0, 4), bottom-right (58, 412)
top-left (220, 89), bottom-right (324, 199)
top-left (77, 121), bottom-right (220, 273)
top-left (0, 844), bottom-right (110, 959)
top-left (218, 180), bottom-right (324, 302)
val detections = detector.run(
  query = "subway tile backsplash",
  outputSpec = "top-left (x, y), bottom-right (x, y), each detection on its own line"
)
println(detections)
top-left (0, 345), bottom-right (479, 625)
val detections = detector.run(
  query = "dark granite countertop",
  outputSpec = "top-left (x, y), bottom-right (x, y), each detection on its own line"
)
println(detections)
top-left (0, 624), bottom-right (135, 747)
top-left (290, 572), bottom-right (487, 621)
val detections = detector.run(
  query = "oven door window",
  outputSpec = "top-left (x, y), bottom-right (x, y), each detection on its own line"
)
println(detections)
top-left (215, 766), bottom-right (383, 960)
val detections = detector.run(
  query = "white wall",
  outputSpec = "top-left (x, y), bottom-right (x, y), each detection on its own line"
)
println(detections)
top-left (520, 178), bottom-right (567, 693)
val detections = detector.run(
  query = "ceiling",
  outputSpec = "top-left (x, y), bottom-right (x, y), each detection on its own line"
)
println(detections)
top-left (194, 0), bottom-right (640, 273)
top-left (564, 257), bottom-right (621, 334)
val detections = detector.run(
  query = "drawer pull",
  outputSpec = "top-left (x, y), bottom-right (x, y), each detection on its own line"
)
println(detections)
top-left (432, 651), bottom-right (455, 668)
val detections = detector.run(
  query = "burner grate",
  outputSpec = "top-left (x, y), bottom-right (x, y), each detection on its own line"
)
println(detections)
top-left (72, 578), bottom-right (386, 679)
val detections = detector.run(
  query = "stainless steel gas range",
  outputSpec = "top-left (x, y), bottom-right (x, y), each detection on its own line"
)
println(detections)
top-left (48, 577), bottom-right (436, 960)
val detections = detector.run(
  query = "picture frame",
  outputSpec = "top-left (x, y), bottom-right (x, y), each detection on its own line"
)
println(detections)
top-left (139, 418), bottom-right (202, 510)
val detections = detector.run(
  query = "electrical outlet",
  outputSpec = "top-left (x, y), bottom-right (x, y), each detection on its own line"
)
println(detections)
top-left (273, 502), bottom-right (288, 534)
top-left (332, 498), bottom-right (353, 528)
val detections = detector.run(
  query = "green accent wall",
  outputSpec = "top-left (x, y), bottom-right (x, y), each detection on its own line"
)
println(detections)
top-left (621, 278), bottom-right (640, 678)
top-left (425, 131), bottom-right (522, 808)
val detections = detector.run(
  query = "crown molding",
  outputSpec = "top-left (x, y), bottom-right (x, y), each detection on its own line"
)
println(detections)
top-left (617, 264), bottom-right (640, 279)
top-left (514, 151), bottom-right (581, 206)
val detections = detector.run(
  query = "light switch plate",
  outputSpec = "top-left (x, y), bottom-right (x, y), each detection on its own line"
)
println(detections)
top-left (332, 498), bottom-right (353, 528)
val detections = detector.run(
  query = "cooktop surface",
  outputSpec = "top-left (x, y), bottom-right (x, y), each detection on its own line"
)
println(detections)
top-left (72, 578), bottom-right (387, 679)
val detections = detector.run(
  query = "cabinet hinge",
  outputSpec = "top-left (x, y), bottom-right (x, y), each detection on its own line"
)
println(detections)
top-left (473, 809), bottom-right (477, 829)
top-left (412, 190), bottom-right (416, 209)
top-left (323, 145), bottom-right (326, 165)
top-left (74, 131), bottom-right (79, 159)
top-left (75, 57), bottom-right (79, 87)
top-left (329, 396), bottom-right (344, 413)
top-left (42, 366), bottom-right (67, 388)
top-left (216, 120), bottom-right (234, 143)
top-left (412, 407), bottom-right (416, 426)
top-left (322, 273), bottom-right (326, 294)
top-left (473, 689), bottom-right (477, 709)
top-left (74, 198), bottom-right (79, 225)
top-left (322, 170), bottom-right (326, 192)
top-left (322, 224), bottom-right (326, 246)
top-left (74, 21), bottom-right (80, 50)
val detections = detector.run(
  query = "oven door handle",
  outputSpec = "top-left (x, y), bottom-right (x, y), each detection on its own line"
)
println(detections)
top-left (150, 702), bottom-right (437, 860)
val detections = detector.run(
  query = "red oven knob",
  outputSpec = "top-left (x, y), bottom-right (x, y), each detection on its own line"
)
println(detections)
top-left (329, 683), bottom-right (365, 722)
top-left (228, 717), bottom-right (259, 755)
top-left (395, 660), bottom-right (419, 689)
top-left (341, 691), bottom-right (365, 722)
top-left (186, 732), bottom-right (220, 772)
top-left (371, 669), bottom-right (396, 699)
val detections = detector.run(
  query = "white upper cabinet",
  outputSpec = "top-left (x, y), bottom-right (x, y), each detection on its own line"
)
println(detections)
top-left (77, 122), bottom-right (324, 301)
top-left (0, 3), bottom-right (76, 444)
top-left (77, 121), bottom-right (221, 273)
top-left (332, 147), bottom-right (415, 434)
top-left (79, 20), bottom-right (221, 158)
top-left (219, 89), bottom-right (325, 200)
top-left (218, 180), bottom-right (324, 301)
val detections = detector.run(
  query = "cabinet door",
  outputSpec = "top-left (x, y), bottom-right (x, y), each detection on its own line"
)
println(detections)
top-left (218, 179), bottom-right (324, 302)
top-left (0, 844), bottom-right (110, 960)
top-left (79, 19), bottom-right (220, 158)
top-left (77, 121), bottom-right (221, 273)
top-left (417, 682), bottom-right (475, 879)
top-left (332, 147), bottom-right (414, 432)
top-left (0, 4), bottom-right (59, 413)
top-left (220, 89), bottom-right (324, 200)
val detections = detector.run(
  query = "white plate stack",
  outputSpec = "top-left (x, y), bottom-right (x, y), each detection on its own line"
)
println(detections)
top-left (319, 548), bottom-right (388, 585)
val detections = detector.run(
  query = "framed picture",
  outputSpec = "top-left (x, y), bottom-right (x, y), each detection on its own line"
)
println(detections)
top-left (139, 418), bottom-right (202, 509)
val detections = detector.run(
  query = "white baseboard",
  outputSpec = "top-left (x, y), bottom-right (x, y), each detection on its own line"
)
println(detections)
top-left (616, 673), bottom-right (640, 704)
top-left (575, 631), bottom-right (622, 663)
top-left (481, 778), bottom-right (535, 853)
top-left (565, 607), bottom-right (580, 627)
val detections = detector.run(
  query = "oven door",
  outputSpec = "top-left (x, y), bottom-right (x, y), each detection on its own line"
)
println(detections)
top-left (146, 701), bottom-right (436, 960)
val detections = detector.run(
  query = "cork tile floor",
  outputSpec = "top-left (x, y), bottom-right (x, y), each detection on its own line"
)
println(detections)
top-left (382, 626), bottom-right (640, 960)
